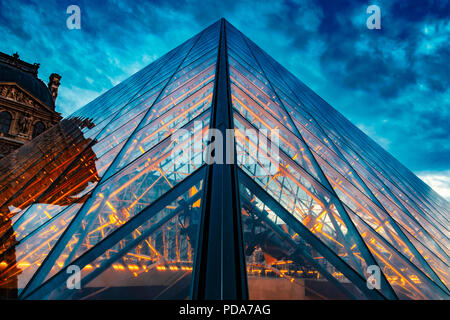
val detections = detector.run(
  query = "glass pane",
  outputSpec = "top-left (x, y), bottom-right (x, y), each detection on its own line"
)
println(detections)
top-left (9, 140), bottom-right (125, 243)
top-left (347, 207), bottom-right (445, 299)
top-left (232, 85), bottom-right (319, 180)
top-left (0, 203), bottom-right (80, 298)
top-left (44, 178), bottom-right (204, 300)
top-left (234, 110), bottom-right (370, 280)
top-left (239, 183), bottom-right (367, 300)
top-left (42, 113), bottom-right (210, 281)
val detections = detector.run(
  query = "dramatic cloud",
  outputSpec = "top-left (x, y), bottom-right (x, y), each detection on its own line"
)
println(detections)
top-left (0, 0), bottom-right (449, 200)
top-left (418, 171), bottom-right (450, 201)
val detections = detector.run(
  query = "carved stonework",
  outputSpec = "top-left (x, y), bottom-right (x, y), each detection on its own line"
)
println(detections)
top-left (0, 84), bottom-right (40, 109)
top-left (48, 73), bottom-right (61, 101)
top-left (17, 113), bottom-right (32, 135)
top-left (1, 85), bottom-right (8, 97)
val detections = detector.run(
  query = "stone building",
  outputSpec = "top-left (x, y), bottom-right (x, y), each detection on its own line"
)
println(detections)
top-left (0, 52), bottom-right (62, 158)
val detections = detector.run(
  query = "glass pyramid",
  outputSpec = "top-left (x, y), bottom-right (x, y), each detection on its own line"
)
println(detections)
top-left (0, 19), bottom-right (448, 300)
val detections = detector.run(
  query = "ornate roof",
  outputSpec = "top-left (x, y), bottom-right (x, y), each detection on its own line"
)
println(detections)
top-left (0, 52), bottom-right (55, 109)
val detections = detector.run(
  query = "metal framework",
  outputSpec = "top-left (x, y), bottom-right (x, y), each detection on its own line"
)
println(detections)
top-left (0, 18), bottom-right (448, 300)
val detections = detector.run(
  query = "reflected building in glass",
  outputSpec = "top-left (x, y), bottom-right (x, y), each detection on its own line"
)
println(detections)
top-left (0, 19), bottom-right (448, 300)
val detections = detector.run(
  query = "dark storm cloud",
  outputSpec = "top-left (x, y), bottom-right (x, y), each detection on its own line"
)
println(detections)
top-left (299, 0), bottom-right (450, 174)
top-left (0, 0), bottom-right (448, 193)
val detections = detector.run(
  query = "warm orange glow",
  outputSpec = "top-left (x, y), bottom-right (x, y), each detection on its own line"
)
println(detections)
top-left (193, 199), bottom-right (201, 208)
top-left (368, 243), bottom-right (426, 299)
top-left (189, 185), bottom-right (198, 197)
top-left (105, 201), bottom-right (117, 213)
top-left (234, 128), bottom-right (325, 208)
top-left (0, 261), bottom-right (8, 270)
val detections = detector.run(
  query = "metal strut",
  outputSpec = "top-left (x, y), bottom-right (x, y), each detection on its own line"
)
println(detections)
top-left (192, 18), bottom-right (248, 300)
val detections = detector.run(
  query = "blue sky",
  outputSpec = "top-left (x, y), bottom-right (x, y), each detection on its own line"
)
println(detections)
top-left (1, 0), bottom-right (449, 200)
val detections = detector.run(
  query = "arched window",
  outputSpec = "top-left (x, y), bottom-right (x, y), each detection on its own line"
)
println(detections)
top-left (32, 121), bottom-right (46, 138)
top-left (0, 111), bottom-right (12, 134)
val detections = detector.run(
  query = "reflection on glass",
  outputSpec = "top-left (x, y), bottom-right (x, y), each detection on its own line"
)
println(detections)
top-left (347, 208), bottom-right (445, 300)
top-left (45, 179), bottom-right (204, 300)
top-left (0, 118), bottom-right (97, 299)
top-left (240, 184), bottom-right (365, 300)
top-left (234, 111), bottom-right (369, 280)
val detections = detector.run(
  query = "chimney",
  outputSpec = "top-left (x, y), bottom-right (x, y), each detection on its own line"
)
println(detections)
top-left (48, 73), bottom-right (61, 102)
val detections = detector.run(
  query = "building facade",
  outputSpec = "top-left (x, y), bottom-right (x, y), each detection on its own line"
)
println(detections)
top-left (0, 52), bottom-right (62, 158)
top-left (0, 19), bottom-right (448, 300)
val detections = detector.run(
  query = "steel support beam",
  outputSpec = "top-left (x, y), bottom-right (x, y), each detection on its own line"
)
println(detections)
top-left (192, 18), bottom-right (248, 300)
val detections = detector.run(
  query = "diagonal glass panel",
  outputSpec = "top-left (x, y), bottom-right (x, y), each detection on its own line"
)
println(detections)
top-left (116, 96), bottom-right (213, 174)
top-left (228, 51), bottom-right (280, 107)
top-left (229, 58), bottom-right (296, 134)
top-left (335, 141), bottom-right (450, 261)
top-left (6, 140), bottom-right (126, 244)
top-left (233, 111), bottom-right (373, 281)
top-left (400, 226), bottom-right (450, 290)
top-left (160, 49), bottom-right (217, 102)
top-left (357, 166), bottom-right (450, 260)
top-left (328, 125), bottom-right (450, 239)
top-left (231, 86), bottom-right (320, 181)
top-left (228, 47), bottom-right (268, 87)
top-left (345, 138), bottom-right (444, 217)
top-left (226, 26), bottom-right (267, 82)
top-left (239, 183), bottom-right (368, 300)
top-left (315, 155), bottom-right (449, 287)
top-left (320, 116), bottom-right (449, 230)
top-left (41, 178), bottom-right (204, 300)
top-left (139, 57), bottom-right (217, 129)
top-left (0, 202), bottom-right (80, 297)
top-left (246, 49), bottom-right (293, 101)
top-left (113, 61), bottom-right (216, 172)
top-left (93, 83), bottom-right (165, 142)
top-left (265, 83), bottom-right (373, 201)
top-left (346, 207), bottom-right (447, 299)
top-left (40, 113), bottom-right (210, 281)
top-left (336, 143), bottom-right (450, 240)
